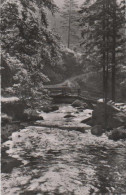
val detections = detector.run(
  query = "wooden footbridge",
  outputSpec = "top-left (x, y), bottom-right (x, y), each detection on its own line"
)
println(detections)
top-left (44, 84), bottom-right (98, 106)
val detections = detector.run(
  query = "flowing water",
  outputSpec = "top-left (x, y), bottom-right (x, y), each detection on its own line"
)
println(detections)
top-left (1, 105), bottom-right (126, 195)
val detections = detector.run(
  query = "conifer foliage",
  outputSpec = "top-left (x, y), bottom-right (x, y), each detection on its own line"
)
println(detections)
top-left (1, 0), bottom-right (60, 99)
top-left (61, 0), bottom-right (80, 48)
top-left (79, 0), bottom-right (126, 101)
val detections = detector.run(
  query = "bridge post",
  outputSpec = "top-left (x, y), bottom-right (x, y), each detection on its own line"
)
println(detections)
top-left (78, 89), bottom-right (81, 96)
top-left (62, 88), bottom-right (64, 95)
top-left (62, 88), bottom-right (66, 96)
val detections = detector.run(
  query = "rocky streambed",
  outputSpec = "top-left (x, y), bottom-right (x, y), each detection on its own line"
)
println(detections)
top-left (1, 104), bottom-right (126, 195)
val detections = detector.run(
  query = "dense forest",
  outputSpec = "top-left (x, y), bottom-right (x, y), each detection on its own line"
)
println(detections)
top-left (1, 0), bottom-right (61, 104)
top-left (1, 0), bottom-right (126, 103)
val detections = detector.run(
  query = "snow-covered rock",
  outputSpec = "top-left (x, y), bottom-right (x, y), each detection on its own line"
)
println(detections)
top-left (91, 125), bottom-right (104, 136)
top-left (1, 96), bottom-right (26, 121)
top-left (109, 126), bottom-right (126, 141)
top-left (92, 99), bottom-right (126, 129)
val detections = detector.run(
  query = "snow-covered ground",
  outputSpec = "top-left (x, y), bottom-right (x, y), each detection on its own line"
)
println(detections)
top-left (1, 97), bottom-right (20, 103)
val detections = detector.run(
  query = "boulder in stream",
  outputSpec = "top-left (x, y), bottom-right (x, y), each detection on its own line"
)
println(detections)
top-left (75, 127), bottom-right (86, 133)
top-left (1, 97), bottom-right (26, 121)
top-left (42, 105), bottom-right (59, 113)
top-left (92, 99), bottom-right (126, 129)
top-left (72, 100), bottom-right (88, 109)
top-left (64, 114), bottom-right (75, 118)
top-left (81, 116), bottom-right (92, 124)
top-left (72, 100), bottom-right (84, 107)
top-left (1, 123), bottom-right (21, 143)
top-left (23, 109), bottom-right (44, 122)
top-left (91, 125), bottom-right (104, 136)
top-left (1, 113), bottom-right (12, 125)
top-left (108, 126), bottom-right (126, 141)
top-left (1, 150), bottom-right (22, 173)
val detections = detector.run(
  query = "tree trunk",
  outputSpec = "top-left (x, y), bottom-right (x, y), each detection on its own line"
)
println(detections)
top-left (112, 0), bottom-right (116, 102)
top-left (103, 0), bottom-right (108, 128)
top-left (68, 0), bottom-right (72, 48)
top-left (102, 0), bottom-right (106, 101)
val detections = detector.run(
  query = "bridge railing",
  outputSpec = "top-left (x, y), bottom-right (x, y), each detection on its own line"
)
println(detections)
top-left (46, 87), bottom-right (81, 96)
top-left (45, 87), bottom-right (101, 102)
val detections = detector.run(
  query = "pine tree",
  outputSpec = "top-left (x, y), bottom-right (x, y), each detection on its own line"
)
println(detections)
top-left (61, 0), bottom-right (80, 48)
top-left (79, 0), bottom-right (125, 101)
top-left (79, 0), bottom-right (125, 128)
top-left (1, 0), bottom-right (60, 100)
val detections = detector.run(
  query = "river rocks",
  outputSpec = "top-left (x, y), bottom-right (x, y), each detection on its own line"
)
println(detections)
top-left (83, 102), bottom-right (88, 109)
top-left (72, 100), bottom-right (88, 109)
top-left (42, 105), bottom-right (59, 113)
top-left (72, 100), bottom-right (83, 107)
top-left (92, 99), bottom-right (126, 129)
top-left (108, 126), bottom-right (126, 141)
top-left (1, 123), bottom-right (21, 143)
top-left (64, 114), bottom-right (75, 118)
top-left (113, 112), bottom-right (126, 126)
top-left (1, 97), bottom-right (26, 121)
top-left (1, 113), bottom-right (12, 125)
top-left (26, 114), bottom-right (44, 122)
top-left (1, 151), bottom-right (22, 173)
top-left (35, 120), bottom-right (90, 133)
top-left (91, 125), bottom-right (104, 136)
top-left (75, 127), bottom-right (86, 133)
top-left (81, 116), bottom-right (92, 124)
top-left (81, 116), bottom-right (93, 126)
top-left (1, 97), bottom-right (27, 142)
top-left (23, 109), bottom-right (44, 122)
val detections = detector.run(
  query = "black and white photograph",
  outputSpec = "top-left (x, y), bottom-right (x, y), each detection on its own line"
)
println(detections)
top-left (1, 0), bottom-right (126, 194)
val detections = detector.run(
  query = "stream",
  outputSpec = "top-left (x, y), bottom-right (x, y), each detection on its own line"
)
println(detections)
top-left (1, 104), bottom-right (126, 195)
